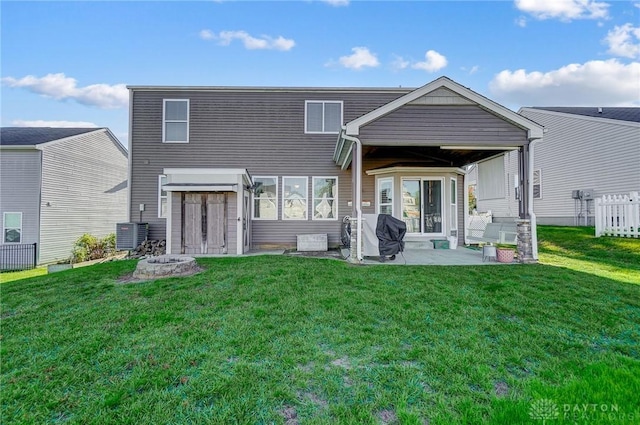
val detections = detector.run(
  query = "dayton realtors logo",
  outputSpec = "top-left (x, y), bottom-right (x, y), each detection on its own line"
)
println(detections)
top-left (529, 399), bottom-right (636, 423)
top-left (529, 399), bottom-right (559, 424)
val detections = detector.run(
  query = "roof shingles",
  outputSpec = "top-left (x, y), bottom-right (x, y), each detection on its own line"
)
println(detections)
top-left (0, 127), bottom-right (101, 146)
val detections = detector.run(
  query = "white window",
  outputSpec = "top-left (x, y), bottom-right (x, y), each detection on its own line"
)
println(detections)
top-left (158, 175), bottom-right (168, 218)
top-left (3, 212), bottom-right (22, 243)
top-left (477, 155), bottom-right (505, 200)
top-left (282, 177), bottom-right (308, 220)
top-left (253, 176), bottom-right (278, 220)
top-left (533, 169), bottom-right (542, 199)
top-left (163, 99), bottom-right (189, 143)
top-left (377, 177), bottom-right (394, 215)
top-left (305, 101), bottom-right (343, 134)
top-left (312, 177), bottom-right (338, 220)
top-left (450, 178), bottom-right (458, 235)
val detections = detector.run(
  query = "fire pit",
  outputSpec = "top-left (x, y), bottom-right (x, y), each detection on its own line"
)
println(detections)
top-left (133, 255), bottom-right (198, 280)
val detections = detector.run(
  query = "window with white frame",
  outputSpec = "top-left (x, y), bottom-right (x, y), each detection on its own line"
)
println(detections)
top-left (377, 177), bottom-right (394, 215)
top-left (3, 212), bottom-right (22, 243)
top-left (158, 175), bottom-right (168, 218)
top-left (163, 99), bottom-right (189, 143)
top-left (312, 177), bottom-right (338, 220)
top-left (253, 176), bottom-right (278, 220)
top-left (305, 101), bottom-right (342, 134)
top-left (450, 178), bottom-right (458, 236)
top-left (533, 169), bottom-right (542, 199)
top-left (282, 177), bottom-right (308, 220)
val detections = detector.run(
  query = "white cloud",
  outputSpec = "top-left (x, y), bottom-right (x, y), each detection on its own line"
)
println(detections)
top-left (412, 50), bottom-right (448, 72)
top-left (391, 55), bottom-right (410, 70)
top-left (514, 0), bottom-right (609, 21)
top-left (489, 59), bottom-right (640, 106)
top-left (2, 73), bottom-right (128, 109)
top-left (11, 120), bottom-right (98, 128)
top-left (199, 29), bottom-right (215, 40)
top-left (604, 23), bottom-right (640, 59)
top-left (200, 29), bottom-right (295, 51)
top-left (321, 0), bottom-right (349, 6)
top-left (515, 16), bottom-right (528, 27)
top-left (337, 47), bottom-right (380, 70)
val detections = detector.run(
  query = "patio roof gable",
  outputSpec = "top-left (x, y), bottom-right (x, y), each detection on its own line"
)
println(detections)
top-left (344, 76), bottom-right (544, 140)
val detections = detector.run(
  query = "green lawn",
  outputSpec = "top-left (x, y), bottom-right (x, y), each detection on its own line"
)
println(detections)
top-left (1, 227), bottom-right (639, 424)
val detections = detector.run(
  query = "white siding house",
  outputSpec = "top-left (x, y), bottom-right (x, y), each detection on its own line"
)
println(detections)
top-left (474, 107), bottom-right (640, 226)
top-left (0, 127), bottom-right (128, 265)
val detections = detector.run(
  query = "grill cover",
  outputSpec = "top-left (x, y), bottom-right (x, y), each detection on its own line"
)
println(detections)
top-left (376, 214), bottom-right (406, 256)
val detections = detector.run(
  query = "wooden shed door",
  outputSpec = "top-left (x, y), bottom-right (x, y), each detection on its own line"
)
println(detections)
top-left (183, 193), bottom-right (226, 254)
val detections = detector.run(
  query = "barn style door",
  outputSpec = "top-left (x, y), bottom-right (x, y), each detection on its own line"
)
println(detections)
top-left (182, 193), bottom-right (226, 254)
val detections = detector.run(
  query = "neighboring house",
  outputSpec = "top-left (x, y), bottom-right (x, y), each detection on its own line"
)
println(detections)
top-left (473, 107), bottom-right (640, 226)
top-left (127, 76), bottom-right (543, 261)
top-left (0, 127), bottom-right (128, 265)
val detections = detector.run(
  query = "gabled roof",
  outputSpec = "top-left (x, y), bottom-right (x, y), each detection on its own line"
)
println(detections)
top-left (526, 107), bottom-right (640, 123)
top-left (0, 127), bottom-right (100, 146)
top-left (344, 76), bottom-right (544, 140)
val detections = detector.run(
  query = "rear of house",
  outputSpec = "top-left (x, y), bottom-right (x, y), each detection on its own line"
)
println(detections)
top-left (473, 107), bottom-right (640, 226)
top-left (0, 127), bottom-right (128, 266)
top-left (128, 77), bottom-right (543, 260)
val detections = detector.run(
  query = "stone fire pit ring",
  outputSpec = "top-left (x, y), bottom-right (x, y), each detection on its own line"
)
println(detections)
top-left (133, 255), bottom-right (199, 280)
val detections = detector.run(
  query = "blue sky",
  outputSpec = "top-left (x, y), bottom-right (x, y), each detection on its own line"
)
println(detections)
top-left (2, 0), bottom-right (639, 148)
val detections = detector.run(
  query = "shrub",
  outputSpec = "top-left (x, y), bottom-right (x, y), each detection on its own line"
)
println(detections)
top-left (71, 233), bottom-right (117, 263)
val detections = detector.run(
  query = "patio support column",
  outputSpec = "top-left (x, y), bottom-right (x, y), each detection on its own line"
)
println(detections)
top-left (343, 134), bottom-right (363, 263)
top-left (517, 143), bottom-right (537, 262)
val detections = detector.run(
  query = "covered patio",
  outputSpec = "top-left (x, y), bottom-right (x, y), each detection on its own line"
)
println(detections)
top-left (333, 77), bottom-right (544, 264)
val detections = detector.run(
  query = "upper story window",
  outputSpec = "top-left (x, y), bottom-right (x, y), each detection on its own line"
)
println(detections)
top-left (305, 101), bottom-right (343, 134)
top-left (163, 99), bottom-right (189, 143)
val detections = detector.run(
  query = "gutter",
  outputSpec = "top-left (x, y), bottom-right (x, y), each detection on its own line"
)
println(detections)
top-left (341, 133), bottom-right (363, 262)
top-left (529, 138), bottom-right (539, 260)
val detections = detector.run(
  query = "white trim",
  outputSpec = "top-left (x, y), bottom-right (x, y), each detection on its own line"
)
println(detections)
top-left (345, 77), bottom-right (544, 139)
top-left (305, 100), bottom-right (343, 134)
top-left (366, 166), bottom-right (466, 176)
top-left (3, 212), bottom-right (23, 244)
top-left (450, 177), bottom-right (458, 235)
top-left (158, 175), bottom-right (167, 218)
top-left (162, 185), bottom-right (237, 192)
top-left (401, 177), bottom-right (446, 237)
top-left (440, 145), bottom-right (520, 150)
top-left (252, 176), bottom-right (279, 220)
top-left (237, 177), bottom-right (244, 255)
top-left (282, 176), bottom-right (308, 221)
top-left (376, 176), bottom-right (394, 216)
top-left (533, 169), bottom-right (542, 200)
top-left (163, 99), bottom-right (190, 143)
top-left (311, 176), bottom-right (338, 221)
top-left (166, 192), bottom-right (173, 255)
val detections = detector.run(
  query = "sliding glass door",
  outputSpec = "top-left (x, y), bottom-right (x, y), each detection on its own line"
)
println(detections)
top-left (402, 178), bottom-right (444, 236)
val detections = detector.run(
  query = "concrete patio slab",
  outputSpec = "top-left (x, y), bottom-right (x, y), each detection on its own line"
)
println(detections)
top-left (361, 247), bottom-right (512, 266)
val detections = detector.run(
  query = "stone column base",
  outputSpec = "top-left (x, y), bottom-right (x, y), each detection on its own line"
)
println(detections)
top-left (516, 219), bottom-right (536, 263)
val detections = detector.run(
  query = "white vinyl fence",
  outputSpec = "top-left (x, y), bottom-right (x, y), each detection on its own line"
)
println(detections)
top-left (595, 191), bottom-right (639, 238)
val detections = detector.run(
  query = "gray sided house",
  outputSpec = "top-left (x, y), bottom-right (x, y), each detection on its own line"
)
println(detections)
top-left (0, 127), bottom-right (128, 265)
top-left (128, 76), bottom-right (543, 261)
top-left (472, 107), bottom-right (640, 226)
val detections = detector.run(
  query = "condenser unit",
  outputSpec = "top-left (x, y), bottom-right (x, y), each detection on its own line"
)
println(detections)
top-left (116, 222), bottom-right (148, 250)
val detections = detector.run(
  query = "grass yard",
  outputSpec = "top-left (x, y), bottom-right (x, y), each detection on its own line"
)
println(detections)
top-left (1, 227), bottom-right (639, 424)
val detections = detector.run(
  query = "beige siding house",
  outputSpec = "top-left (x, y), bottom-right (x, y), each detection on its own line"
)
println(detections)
top-left (0, 127), bottom-right (128, 265)
top-left (475, 107), bottom-right (640, 226)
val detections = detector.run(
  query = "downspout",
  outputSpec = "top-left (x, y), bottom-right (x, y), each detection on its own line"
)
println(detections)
top-left (342, 134), bottom-right (363, 261)
top-left (529, 138), bottom-right (538, 260)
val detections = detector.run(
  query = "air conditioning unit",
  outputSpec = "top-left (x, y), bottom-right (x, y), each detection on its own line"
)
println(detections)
top-left (116, 222), bottom-right (148, 250)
